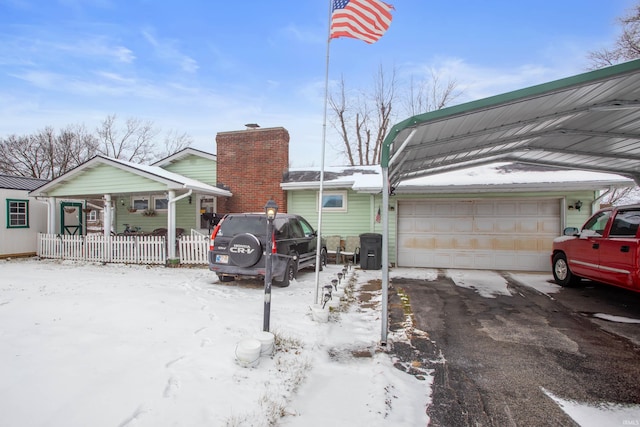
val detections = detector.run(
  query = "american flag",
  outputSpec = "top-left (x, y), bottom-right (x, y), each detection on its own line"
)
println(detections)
top-left (330, 0), bottom-right (394, 44)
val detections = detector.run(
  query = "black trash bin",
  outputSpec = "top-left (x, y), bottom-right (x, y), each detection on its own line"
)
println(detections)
top-left (359, 233), bottom-right (382, 270)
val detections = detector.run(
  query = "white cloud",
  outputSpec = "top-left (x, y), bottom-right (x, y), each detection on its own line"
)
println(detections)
top-left (141, 28), bottom-right (199, 74)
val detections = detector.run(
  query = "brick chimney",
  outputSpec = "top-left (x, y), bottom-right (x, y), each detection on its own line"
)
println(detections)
top-left (216, 126), bottom-right (289, 214)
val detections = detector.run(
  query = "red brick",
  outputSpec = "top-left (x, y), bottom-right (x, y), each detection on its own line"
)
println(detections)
top-left (216, 127), bottom-right (289, 214)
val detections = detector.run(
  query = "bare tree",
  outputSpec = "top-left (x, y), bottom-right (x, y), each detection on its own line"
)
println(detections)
top-left (329, 65), bottom-right (459, 166)
top-left (155, 129), bottom-right (193, 160)
top-left (61, 124), bottom-right (100, 168)
top-left (0, 134), bottom-right (44, 178)
top-left (403, 69), bottom-right (462, 117)
top-left (0, 126), bottom-right (98, 179)
top-left (588, 3), bottom-right (640, 68)
top-left (96, 114), bottom-right (158, 163)
top-left (602, 186), bottom-right (640, 206)
top-left (329, 66), bottom-right (398, 166)
top-left (0, 115), bottom-right (193, 179)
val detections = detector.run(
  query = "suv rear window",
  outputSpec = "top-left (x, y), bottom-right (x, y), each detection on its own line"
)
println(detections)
top-left (217, 215), bottom-right (288, 237)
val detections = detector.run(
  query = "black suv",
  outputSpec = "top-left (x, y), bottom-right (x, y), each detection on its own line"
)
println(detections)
top-left (208, 213), bottom-right (327, 287)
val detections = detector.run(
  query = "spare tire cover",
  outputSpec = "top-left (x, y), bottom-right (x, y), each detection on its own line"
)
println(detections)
top-left (228, 233), bottom-right (262, 267)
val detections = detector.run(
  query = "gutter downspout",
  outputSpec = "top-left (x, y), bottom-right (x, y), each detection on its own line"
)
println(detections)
top-left (167, 189), bottom-right (192, 261)
top-left (33, 196), bottom-right (55, 234)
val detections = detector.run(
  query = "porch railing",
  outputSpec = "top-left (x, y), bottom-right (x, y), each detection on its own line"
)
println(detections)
top-left (37, 233), bottom-right (209, 265)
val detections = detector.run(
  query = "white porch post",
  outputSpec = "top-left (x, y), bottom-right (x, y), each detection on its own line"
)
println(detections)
top-left (166, 189), bottom-right (192, 263)
top-left (167, 190), bottom-right (177, 260)
top-left (103, 195), bottom-right (112, 239)
top-left (102, 195), bottom-right (113, 263)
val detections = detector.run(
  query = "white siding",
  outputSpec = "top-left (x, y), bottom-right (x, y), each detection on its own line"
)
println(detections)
top-left (0, 189), bottom-right (48, 257)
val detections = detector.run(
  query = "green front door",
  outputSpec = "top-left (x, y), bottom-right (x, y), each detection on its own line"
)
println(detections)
top-left (60, 202), bottom-right (84, 235)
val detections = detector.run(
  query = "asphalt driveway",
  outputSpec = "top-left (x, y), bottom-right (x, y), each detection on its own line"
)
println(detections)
top-left (386, 271), bottom-right (640, 427)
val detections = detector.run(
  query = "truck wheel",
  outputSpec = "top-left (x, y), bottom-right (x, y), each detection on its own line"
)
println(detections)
top-left (552, 253), bottom-right (581, 287)
top-left (274, 260), bottom-right (295, 288)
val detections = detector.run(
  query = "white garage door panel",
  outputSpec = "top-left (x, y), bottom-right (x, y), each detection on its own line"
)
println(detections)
top-left (397, 199), bottom-right (560, 271)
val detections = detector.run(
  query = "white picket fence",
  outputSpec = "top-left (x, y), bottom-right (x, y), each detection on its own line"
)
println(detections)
top-left (178, 235), bottom-right (210, 264)
top-left (37, 233), bottom-right (210, 265)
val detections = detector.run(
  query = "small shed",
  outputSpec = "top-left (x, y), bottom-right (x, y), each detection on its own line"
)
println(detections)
top-left (0, 174), bottom-right (49, 258)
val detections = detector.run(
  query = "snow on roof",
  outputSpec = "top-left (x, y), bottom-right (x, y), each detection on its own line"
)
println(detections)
top-left (398, 163), bottom-right (633, 193)
top-left (282, 162), bottom-right (634, 193)
top-left (106, 156), bottom-right (232, 196)
top-left (282, 165), bottom-right (382, 192)
top-left (151, 147), bottom-right (217, 167)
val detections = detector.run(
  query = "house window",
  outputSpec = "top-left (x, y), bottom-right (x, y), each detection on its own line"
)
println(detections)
top-left (7, 199), bottom-right (29, 228)
top-left (87, 210), bottom-right (98, 222)
top-left (131, 197), bottom-right (149, 211)
top-left (153, 196), bottom-right (168, 211)
top-left (318, 191), bottom-right (347, 212)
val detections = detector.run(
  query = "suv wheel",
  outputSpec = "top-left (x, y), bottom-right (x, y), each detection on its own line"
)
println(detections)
top-left (320, 248), bottom-right (327, 270)
top-left (552, 253), bottom-right (581, 287)
top-left (217, 274), bottom-right (234, 283)
top-left (228, 233), bottom-right (262, 267)
top-left (274, 260), bottom-right (295, 288)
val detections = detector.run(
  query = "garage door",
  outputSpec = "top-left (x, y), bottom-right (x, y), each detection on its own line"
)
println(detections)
top-left (397, 199), bottom-right (561, 271)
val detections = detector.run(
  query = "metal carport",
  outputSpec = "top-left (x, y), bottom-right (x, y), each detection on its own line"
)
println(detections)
top-left (378, 59), bottom-right (640, 343)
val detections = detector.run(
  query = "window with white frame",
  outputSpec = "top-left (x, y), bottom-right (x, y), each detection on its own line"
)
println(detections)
top-left (7, 199), bottom-right (29, 228)
top-left (131, 197), bottom-right (149, 211)
top-left (87, 210), bottom-right (98, 222)
top-left (318, 191), bottom-right (347, 212)
top-left (153, 196), bottom-right (168, 211)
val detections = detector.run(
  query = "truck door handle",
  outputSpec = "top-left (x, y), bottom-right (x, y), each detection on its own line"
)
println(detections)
top-left (592, 243), bottom-right (600, 249)
top-left (621, 245), bottom-right (630, 253)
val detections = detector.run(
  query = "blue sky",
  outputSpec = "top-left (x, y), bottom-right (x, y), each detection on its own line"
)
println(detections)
top-left (0, 0), bottom-right (636, 166)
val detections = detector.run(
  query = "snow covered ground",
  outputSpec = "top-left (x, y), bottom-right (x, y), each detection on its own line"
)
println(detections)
top-left (0, 259), bottom-right (638, 426)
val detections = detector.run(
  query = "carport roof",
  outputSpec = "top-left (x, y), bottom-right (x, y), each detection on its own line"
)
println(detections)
top-left (382, 59), bottom-right (640, 187)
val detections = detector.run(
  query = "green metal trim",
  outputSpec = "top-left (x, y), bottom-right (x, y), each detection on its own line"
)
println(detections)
top-left (381, 59), bottom-right (640, 167)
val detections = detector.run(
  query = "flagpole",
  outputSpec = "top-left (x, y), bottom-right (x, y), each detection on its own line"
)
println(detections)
top-left (313, 0), bottom-right (333, 305)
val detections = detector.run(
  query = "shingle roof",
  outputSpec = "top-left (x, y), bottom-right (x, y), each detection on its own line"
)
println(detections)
top-left (283, 167), bottom-right (379, 183)
top-left (0, 174), bottom-right (49, 191)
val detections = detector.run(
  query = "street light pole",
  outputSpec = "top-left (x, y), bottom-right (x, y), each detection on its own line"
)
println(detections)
top-left (263, 199), bottom-right (278, 332)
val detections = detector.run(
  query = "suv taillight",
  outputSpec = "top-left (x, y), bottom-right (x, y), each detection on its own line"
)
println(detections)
top-left (271, 230), bottom-right (277, 253)
top-left (209, 222), bottom-right (223, 251)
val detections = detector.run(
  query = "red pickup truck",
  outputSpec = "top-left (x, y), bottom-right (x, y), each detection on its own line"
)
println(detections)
top-left (552, 205), bottom-right (640, 291)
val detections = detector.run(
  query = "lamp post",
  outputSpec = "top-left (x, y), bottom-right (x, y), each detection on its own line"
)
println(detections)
top-left (263, 199), bottom-right (278, 332)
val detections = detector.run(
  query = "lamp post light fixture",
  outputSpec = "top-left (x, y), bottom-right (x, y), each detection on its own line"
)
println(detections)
top-left (574, 200), bottom-right (583, 211)
top-left (263, 199), bottom-right (278, 332)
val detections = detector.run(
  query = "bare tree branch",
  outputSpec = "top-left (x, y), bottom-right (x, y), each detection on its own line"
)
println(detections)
top-left (329, 64), bottom-right (459, 165)
top-left (588, 4), bottom-right (640, 69)
top-left (0, 115), bottom-right (193, 178)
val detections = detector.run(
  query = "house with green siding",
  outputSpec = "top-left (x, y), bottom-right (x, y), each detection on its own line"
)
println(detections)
top-left (282, 162), bottom-right (633, 272)
top-left (30, 148), bottom-right (232, 260)
top-left (25, 128), bottom-right (637, 272)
